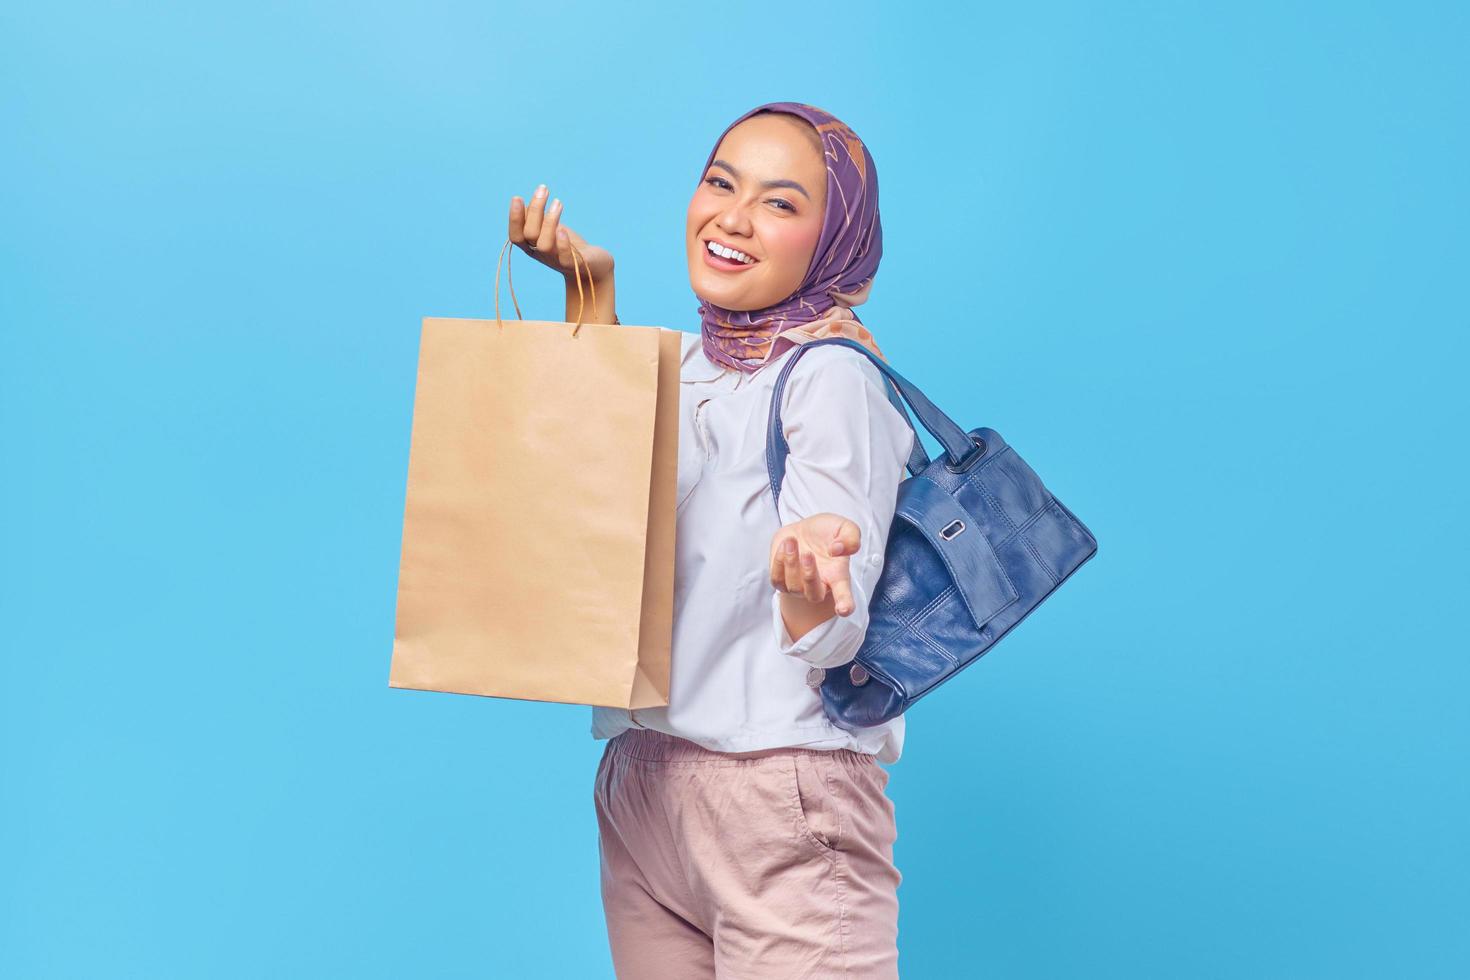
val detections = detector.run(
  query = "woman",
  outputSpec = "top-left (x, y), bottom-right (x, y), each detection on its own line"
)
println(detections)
top-left (508, 102), bottom-right (913, 979)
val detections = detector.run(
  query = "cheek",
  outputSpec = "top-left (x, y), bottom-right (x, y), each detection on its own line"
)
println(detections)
top-left (688, 190), bottom-right (721, 227)
top-left (762, 219), bottom-right (822, 269)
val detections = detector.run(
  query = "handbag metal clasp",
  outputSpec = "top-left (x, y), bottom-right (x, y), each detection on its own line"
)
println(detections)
top-left (940, 519), bottom-right (966, 540)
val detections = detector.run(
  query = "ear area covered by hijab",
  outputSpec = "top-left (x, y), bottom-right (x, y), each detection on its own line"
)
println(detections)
top-left (696, 101), bottom-right (887, 372)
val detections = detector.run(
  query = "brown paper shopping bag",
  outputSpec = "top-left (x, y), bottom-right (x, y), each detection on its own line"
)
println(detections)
top-left (389, 240), bottom-right (678, 709)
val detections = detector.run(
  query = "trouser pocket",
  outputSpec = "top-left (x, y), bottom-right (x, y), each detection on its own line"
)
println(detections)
top-left (788, 752), bottom-right (843, 855)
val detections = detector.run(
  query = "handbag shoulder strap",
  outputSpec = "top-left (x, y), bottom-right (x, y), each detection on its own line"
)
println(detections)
top-left (879, 380), bottom-right (933, 477)
top-left (765, 337), bottom-right (978, 514)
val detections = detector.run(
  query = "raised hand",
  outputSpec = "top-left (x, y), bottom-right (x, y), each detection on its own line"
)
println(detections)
top-left (769, 513), bottom-right (863, 617)
top-left (508, 183), bottom-right (615, 287)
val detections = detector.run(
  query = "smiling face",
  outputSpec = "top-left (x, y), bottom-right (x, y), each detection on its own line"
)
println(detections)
top-left (686, 113), bottom-right (828, 312)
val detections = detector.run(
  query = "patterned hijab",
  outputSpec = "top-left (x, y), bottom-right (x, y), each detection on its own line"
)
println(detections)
top-left (695, 101), bottom-right (887, 372)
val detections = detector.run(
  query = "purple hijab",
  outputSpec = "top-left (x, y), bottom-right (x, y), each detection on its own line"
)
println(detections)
top-left (695, 102), bottom-right (882, 372)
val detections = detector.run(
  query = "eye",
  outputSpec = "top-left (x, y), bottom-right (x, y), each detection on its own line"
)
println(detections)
top-left (704, 176), bottom-right (796, 213)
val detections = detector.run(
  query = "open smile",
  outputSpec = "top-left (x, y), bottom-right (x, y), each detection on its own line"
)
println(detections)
top-left (702, 237), bottom-right (760, 273)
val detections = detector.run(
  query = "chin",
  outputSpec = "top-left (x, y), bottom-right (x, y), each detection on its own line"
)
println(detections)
top-left (700, 287), bottom-right (761, 313)
top-left (691, 273), bottom-right (744, 309)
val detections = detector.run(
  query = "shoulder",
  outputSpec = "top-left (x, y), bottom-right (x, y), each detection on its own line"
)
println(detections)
top-left (775, 341), bottom-right (916, 467)
top-left (679, 329), bottom-right (726, 383)
top-left (678, 329), bottom-right (702, 363)
top-left (779, 342), bottom-right (889, 407)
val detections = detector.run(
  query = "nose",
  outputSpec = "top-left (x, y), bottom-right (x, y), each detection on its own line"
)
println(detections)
top-left (716, 201), bottom-right (754, 238)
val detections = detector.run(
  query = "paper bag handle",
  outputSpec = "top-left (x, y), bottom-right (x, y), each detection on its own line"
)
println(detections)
top-left (494, 236), bottom-right (599, 338)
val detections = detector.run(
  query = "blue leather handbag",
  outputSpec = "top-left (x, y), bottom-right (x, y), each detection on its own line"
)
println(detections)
top-left (766, 337), bottom-right (1098, 730)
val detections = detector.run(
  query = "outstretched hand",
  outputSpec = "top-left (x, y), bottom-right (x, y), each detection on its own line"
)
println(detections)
top-left (769, 513), bottom-right (863, 616)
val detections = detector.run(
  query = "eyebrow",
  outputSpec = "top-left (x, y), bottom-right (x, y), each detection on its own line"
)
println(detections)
top-left (710, 159), bottom-right (812, 202)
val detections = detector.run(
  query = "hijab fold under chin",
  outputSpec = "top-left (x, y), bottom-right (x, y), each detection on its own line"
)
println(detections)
top-left (695, 102), bottom-right (886, 371)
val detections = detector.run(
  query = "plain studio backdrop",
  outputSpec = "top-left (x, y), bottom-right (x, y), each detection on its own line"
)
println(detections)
top-left (2, 2), bottom-right (1466, 978)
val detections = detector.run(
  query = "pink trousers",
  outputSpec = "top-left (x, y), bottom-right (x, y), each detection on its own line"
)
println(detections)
top-left (593, 728), bottom-right (902, 979)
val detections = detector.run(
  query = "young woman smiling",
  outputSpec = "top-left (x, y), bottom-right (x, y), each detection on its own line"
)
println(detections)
top-left (508, 102), bottom-right (911, 979)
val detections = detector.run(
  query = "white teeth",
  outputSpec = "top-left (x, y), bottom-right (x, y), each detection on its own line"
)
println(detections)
top-left (707, 240), bottom-right (753, 264)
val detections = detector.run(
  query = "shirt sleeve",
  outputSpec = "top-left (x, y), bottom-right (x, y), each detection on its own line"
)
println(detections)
top-left (768, 346), bottom-right (916, 670)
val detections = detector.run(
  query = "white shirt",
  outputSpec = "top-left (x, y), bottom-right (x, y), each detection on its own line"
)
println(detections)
top-left (590, 330), bottom-right (916, 764)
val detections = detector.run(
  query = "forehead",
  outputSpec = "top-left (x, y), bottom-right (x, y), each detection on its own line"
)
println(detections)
top-left (714, 114), bottom-right (826, 183)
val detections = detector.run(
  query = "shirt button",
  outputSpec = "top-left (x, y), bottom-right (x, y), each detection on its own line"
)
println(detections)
top-left (806, 666), bottom-right (826, 688)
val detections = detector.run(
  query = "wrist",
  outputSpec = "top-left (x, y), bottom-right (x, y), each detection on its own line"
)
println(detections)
top-left (563, 274), bottom-right (616, 325)
top-left (563, 266), bottom-right (614, 288)
top-left (779, 591), bottom-right (837, 642)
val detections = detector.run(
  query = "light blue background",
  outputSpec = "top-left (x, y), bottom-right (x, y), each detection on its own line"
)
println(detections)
top-left (3, 2), bottom-right (1466, 977)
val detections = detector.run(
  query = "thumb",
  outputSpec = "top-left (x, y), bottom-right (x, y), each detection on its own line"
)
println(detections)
top-left (828, 518), bottom-right (861, 557)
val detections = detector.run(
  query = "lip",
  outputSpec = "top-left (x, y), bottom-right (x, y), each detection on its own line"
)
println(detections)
top-left (703, 237), bottom-right (760, 264)
top-left (701, 240), bottom-right (759, 274)
top-left (702, 247), bottom-right (758, 274)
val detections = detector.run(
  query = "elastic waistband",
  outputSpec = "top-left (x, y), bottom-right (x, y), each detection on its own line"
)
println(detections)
top-left (609, 727), bottom-right (878, 770)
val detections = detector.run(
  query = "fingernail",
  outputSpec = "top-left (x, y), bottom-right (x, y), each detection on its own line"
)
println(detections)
top-left (784, 539), bottom-right (796, 554)
top-left (550, 198), bottom-right (561, 210)
top-left (831, 542), bottom-right (844, 555)
top-left (535, 183), bottom-right (546, 196)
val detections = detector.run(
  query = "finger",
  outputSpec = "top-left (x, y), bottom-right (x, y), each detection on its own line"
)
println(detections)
top-left (509, 195), bottom-right (525, 245)
top-left (521, 183), bottom-right (548, 244)
top-left (783, 540), bottom-right (805, 595)
top-left (771, 535), bottom-right (797, 592)
top-left (828, 571), bottom-right (855, 616)
top-left (782, 540), bottom-right (805, 593)
top-left (800, 551), bottom-right (826, 604)
top-left (555, 226), bottom-right (577, 278)
top-left (536, 197), bottom-right (562, 252)
top-left (829, 518), bottom-right (861, 558)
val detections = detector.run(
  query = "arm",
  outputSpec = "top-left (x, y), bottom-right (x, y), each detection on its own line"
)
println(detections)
top-left (564, 269), bottom-right (617, 326)
top-left (767, 347), bottom-right (915, 669)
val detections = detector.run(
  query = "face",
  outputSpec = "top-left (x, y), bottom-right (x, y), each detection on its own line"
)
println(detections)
top-left (686, 113), bottom-right (828, 312)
